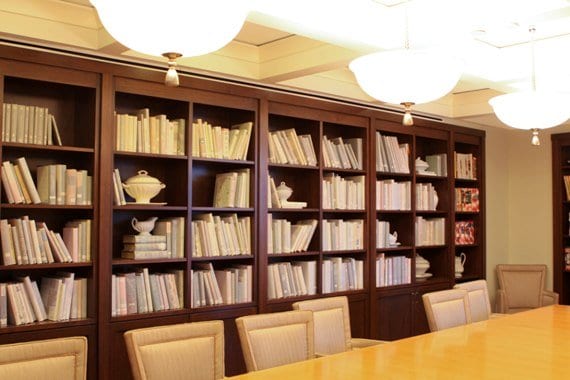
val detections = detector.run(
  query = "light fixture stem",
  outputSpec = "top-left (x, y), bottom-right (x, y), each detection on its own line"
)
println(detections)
top-left (404, 0), bottom-right (410, 50)
top-left (529, 26), bottom-right (536, 92)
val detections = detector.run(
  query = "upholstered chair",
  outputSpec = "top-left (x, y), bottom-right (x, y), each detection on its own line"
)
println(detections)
top-left (235, 310), bottom-right (314, 372)
top-left (124, 321), bottom-right (224, 380)
top-left (454, 280), bottom-right (504, 322)
top-left (292, 296), bottom-right (385, 355)
top-left (422, 288), bottom-right (472, 332)
top-left (496, 264), bottom-right (559, 314)
top-left (0, 336), bottom-right (87, 380)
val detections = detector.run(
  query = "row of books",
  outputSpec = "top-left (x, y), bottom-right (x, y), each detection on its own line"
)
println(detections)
top-left (454, 152), bottom-right (477, 180)
top-left (376, 132), bottom-right (410, 173)
top-left (455, 220), bottom-right (476, 245)
top-left (0, 217), bottom-right (91, 266)
top-left (267, 261), bottom-right (317, 300)
top-left (415, 217), bottom-right (446, 246)
top-left (112, 168), bottom-right (128, 205)
top-left (416, 183), bottom-right (439, 211)
top-left (213, 169), bottom-right (250, 208)
top-left (322, 257), bottom-right (364, 294)
top-left (121, 217), bottom-right (185, 259)
top-left (111, 269), bottom-right (183, 316)
top-left (375, 254), bottom-right (412, 287)
top-left (192, 119), bottom-right (253, 161)
top-left (376, 179), bottom-right (411, 211)
top-left (0, 274), bottom-right (87, 326)
top-left (564, 176), bottom-right (570, 201)
top-left (191, 213), bottom-right (251, 257)
top-left (2, 103), bottom-right (62, 146)
top-left (268, 128), bottom-right (317, 166)
top-left (322, 219), bottom-right (364, 251)
top-left (322, 136), bottom-right (363, 170)
top-left (322, 174), bottom-right (365, 210)
top-left (267, 216), bottom-right (317, 254)
top-left (425, 153), bottom-right (448, 176)
top-left (376, 220), bottom-right (393, 249)
top-left (455, 187), bottom-right (480, 212)
top-left (115, 109), bottom-right (186, 155)
top-left (190, 263), bottom-right (252, 307)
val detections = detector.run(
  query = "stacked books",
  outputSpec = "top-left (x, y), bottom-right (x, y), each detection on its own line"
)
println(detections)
top-left (416, 183), bottom-right (439, 211)
top-left (455, 188), bottom-right (480, 211)
top-left (376, 254), bottom-right (412, 287)
top-left (268, 128), bottom-right (317, 166)
top-left (455, 220), bottom-right (475, 245)
top-left (267, 261), bottom-right (317, 299)
top-left (212, 169), bottom-right (250, 208)
top-left (454, 152), bottom-right (477, 179)
top-left (375, 132), bottom-right (410, 173)
top-left (191, 263), bottom-right (252, 307)
top-left (321, 219), bottom-right (364, 251)
top-left (192, 119), bottom-right (253, 160)
top-left (121, 234), bottom-right (170, 260)
top-left (1, 103), bottom-right (62, 146)
top-left (322, 257), bottom-right (364, 293)
top-left (115, 108), bottom-right (186, 156)
top-left (415, 217), bottom-right (446, 246)
top-left (322, 174), bottom-right (365, 210)
top-left (322, 136), bottom-right (362, 169)
top-left (192, 213), bottom-right (251, 257)
top-left (425, 153), bottom-right (447, 176)
top-left (267, 215), bottom-right (317, 254)
top-left (376, 179), bottom-right (411, 210)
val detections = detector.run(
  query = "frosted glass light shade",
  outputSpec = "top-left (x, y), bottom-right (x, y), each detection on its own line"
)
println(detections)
top-left (349, 50), bottom-right (462, 105)
top-left (90, 0), bottom-right (249, 57)
top-left (489, 91), bottom-right (570, 130)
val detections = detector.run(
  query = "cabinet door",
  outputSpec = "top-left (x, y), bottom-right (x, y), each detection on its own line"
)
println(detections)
top-left (375, 291), bottom-right (413, 340)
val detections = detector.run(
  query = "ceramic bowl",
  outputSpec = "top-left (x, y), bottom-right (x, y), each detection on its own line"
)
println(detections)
top-left (122, 170), bottom-right (165, 203)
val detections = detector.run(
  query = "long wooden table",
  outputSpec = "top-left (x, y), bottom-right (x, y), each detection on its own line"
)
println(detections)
top-left (230, 305), bottom-right (570, 379)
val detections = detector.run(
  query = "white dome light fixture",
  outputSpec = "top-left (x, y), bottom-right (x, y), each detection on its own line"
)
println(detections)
top-left (90, 0), bottom-right (250, 86)
top-left (349, 1), bottom-right (462, 126)
top-left (488, 27), bottom-right (570, 146)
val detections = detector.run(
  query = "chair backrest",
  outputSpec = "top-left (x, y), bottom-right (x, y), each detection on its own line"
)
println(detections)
top-left (0, 336), bottom-right (87, 380)
top-left (292, 296), bottom-right (352, 355)
top-left (496, 264), bottom-right (546, 311)
top-left (422, 289), bottom-right (472, 332)
top-left (454, 280), bottom-right (493, 322)
top-left (124, 321), bottom-right (224, 380)
top-left (235, 310), bottom-right (314, 372)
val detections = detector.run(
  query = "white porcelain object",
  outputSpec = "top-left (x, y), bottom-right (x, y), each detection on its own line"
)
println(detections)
top-left (415, 157), bottom-right (429, 173)
top-left (455, 252), bottom-right (467, 278)
top-left (122, 170), bottom-right (165, 204)
top-left (131, 217), bottom-right (158, 235)
top-left (415, 254), bottom-right (430, 277)
top-left (388, 231), bottom-right (400, 247)
top-left (276, 181), bottom-right (293, 204)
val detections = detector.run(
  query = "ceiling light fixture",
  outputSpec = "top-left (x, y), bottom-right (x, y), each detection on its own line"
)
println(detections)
top-left (349, 0), bottom-right (462, 126)
top-left (488, 27), bottom-right (570, 146)
top-left (90, 0), bottom-right (250, 87)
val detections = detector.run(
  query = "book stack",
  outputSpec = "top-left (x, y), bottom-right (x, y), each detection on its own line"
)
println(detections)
top-left (376, 220), bottom-right (391, 249)
top-left (191, 119), bottom-right (253, 160)
top-left (416, 183), bottom-right (439, 211)
top-left (192, 213), bottom-right (251, 257)
top-left (376, 253), bottom-right (412, 287)
top-left (425, 153), bottom-right (448, 176)
top-left (455, 220), bottom-right (475, 245)
top-left (1, 157), bottom-right (41, 205)
top-left (212, 169), bottom-right (250, 208)
top-left (111, 268), bottom-right (183, 316)
top-left (268, 128), bottom-right (317, 166)
top-left (35, 163), bottom-right (92, 205)
top-left (112, 168), bottom-right (127, 206)
top-left (1, 103), bottom-right (62, 146)
top-left (322, 174), bottom-right (365, 210)
top-left (322, 136), bottom-right (362, 169)
top-left (455, 188), bottom-right (480, 211)
top-left (322, 257), bottom-right (364, 293)
top-left (454, 152), bottom-right (477, 179)
top-left (321, 219), bottom-right (364, 251)
top-left (267, 215), bottom-right (317, 254)
top-left (191, 263), bottom-right (252, 307)
top-left (376, 179), bottom-right (411, 210)
top-left (375, 132), bottom-right (410, 173)
top-left (121, 234), bottom-right (170, 260)
top-left (267, 261), bottom-right (317, 300)
top-left (0, 217), bottom-right (88, 265)
top-left (415, 217), bottom-right (446, 246)
top-left (115, 108), bottom-right (186, 155)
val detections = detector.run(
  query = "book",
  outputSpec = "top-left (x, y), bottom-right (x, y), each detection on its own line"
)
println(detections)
top-left (213, 171), bottom-right (238, 208)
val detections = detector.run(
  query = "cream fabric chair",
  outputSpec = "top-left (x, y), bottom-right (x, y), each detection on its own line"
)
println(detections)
top-left (496, 264), bottom-right (559, 314)
top-left (292, 296), bottom-right (385, 355)
top-left (0, 336), bottom-right (87, 380)
top-left (454, 280), bottom-right (504, 322)
top-left (124, 321), bottom-right (224, 380)
top-left (235, 310), bottom-right (314, 372)
top-left (422, 288), bottom-right (472, 332)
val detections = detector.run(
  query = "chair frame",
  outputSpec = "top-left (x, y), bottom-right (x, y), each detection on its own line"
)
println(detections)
top-left (422, 288), bottom-right (472, 332)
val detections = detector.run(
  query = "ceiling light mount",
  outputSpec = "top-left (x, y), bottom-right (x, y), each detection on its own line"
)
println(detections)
top-left (163, 52), bottom-right (182, 87)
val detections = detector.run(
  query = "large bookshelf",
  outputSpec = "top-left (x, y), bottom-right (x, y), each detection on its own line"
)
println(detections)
top-left (0, 45), bottom-right (485, 379)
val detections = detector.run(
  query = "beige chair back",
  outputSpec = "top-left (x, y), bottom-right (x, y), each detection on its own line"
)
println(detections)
top-left (124, 321), bottom-right (224, 380)
top-left (454, 280), bottom-right (493, 322)
top-left (236, 310), bottom-right (314, 372)
top-left (0, 336), bottom-right (87, 380)
top-left (422, 289), bottom-right (472, 332)
top-left (292, 296), bottom-right (352, 355)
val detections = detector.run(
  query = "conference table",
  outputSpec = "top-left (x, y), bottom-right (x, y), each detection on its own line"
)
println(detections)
top-left (231, 305), bottom-right (570, 379)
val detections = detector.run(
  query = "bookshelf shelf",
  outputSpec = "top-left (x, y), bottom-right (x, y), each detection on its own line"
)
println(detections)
top-left (111, 258), bottom-right (187, 266)
top-left (0, 317), bottom-right (96, 333)
top-left (190, 255), bottom-right (255, 262)
top-left (110, 309), bottom-right (187, 322)
top-left (114, 151), bottom-right (189, 160)
top-left (2, 143), bottom-right (95, 154)
top-left (0, 262), bottom-right (93, 271)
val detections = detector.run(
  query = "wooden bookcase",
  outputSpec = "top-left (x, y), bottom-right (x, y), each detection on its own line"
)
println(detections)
top-left (551, 133), bottom-right (570, 305)
top-left (0, 45), bottom-right (485, 379)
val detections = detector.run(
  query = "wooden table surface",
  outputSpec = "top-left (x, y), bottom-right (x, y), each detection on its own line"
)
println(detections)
top-left (230, 305), bottom-right (570, 379)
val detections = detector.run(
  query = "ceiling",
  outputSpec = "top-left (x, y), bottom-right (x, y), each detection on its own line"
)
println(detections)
top-left (2, 0), bottom-right (570, 129)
